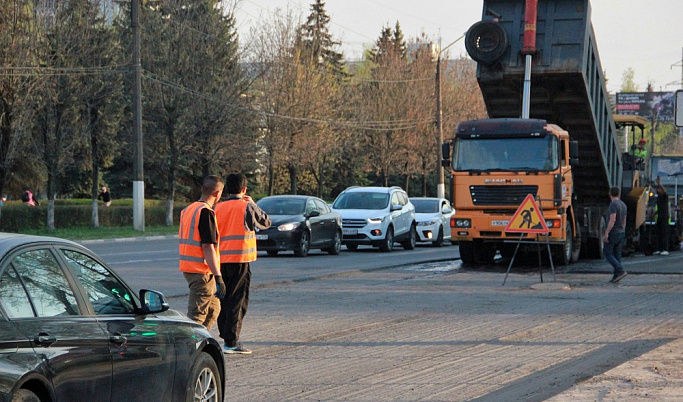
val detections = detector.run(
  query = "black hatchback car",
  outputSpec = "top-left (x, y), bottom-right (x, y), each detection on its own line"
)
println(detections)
top-left (0, 234), bottom-right (225, 402)
top-left (255, 195), bottom-right (342, 257)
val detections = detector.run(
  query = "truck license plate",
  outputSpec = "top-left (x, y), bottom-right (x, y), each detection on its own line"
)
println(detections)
top-left (491, 220), bottom-right (509, 226)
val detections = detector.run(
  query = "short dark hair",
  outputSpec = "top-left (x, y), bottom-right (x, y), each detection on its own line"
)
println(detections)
top-left (609, 187), bottom-right (620, 197)
top-left (225, 173), bottom-right (247, 194)
top-left (202, 175), bottom-right (224, 196)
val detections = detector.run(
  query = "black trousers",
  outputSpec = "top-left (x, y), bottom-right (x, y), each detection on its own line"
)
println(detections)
top-left (656, 219), bottom-right (669, 252)
top-left (217, 262), bottom-right (251, 347)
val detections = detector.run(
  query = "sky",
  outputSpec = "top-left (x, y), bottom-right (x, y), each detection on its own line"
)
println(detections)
top-left (233, 0), bottom-right (683, 94)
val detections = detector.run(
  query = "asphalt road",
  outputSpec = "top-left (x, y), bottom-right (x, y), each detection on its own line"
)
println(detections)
top-left (82, 238), bottom-right (461, 297)
top-left (83, 237), bottom-right (682, 401)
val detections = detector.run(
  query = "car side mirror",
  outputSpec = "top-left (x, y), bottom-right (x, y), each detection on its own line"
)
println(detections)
top-left (391, 204), bottom-right (402, 211)
top-left (139, 289), bottom-right (170, 314)
top-left (307, 210), bottom-right (320, 217)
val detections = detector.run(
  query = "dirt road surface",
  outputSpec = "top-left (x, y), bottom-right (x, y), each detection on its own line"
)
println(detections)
top-left (172, 255), bottom-right (681, 401)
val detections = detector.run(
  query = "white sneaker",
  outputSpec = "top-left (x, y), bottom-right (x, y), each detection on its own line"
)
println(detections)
top-left (653, 251), bottom-right (661, 255)
top-left (660, 251), bottom-right (669, 256)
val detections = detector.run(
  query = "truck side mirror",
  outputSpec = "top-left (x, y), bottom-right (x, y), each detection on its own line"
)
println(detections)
top-left (441, 142), bottom-right (451, 167)
top-left (569, 140), bottom-right (579, 166)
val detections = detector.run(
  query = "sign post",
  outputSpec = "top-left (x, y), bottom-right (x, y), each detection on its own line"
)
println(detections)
top-left (502, 194), bottom-right (554, 285)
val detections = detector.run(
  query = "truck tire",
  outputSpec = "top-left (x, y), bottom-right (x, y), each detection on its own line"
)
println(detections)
top-left (553, 224), bottom-right (573, 266)
top-left (586, 217), bottom-right (605, 259)
top-left (475, 242), bottom-right (496, 264)
top-left (459, 241), bottom-right (476, 265)
top-left (465, 21), bottom-right (508, 66)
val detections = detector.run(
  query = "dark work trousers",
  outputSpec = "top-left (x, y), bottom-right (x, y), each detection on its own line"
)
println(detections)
top-left (656, 218), bottom-right (669, 252)
top-left (217, 262), bottom-right (251, 347)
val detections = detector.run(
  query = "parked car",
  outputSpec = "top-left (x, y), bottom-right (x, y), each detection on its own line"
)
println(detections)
top-left (0, 233), bottom-right (224, 402)
top-left (410, 197), bottom-right (455, 247)
top-left (331, 186), bottom-right (416, 252)
top-left (255, 195), bottom-right (342, 257)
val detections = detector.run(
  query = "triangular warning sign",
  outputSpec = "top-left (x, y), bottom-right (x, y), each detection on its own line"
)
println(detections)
top-left (505, 194), bottom-right (549, 233)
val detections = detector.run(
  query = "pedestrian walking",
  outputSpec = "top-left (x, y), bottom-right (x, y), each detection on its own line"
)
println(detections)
top-left (653, 176), bottom-right (670, 256)
top-left (215, 173), bottom-right (271, 354)
top-left (178, 175), bottom-right (227, 329)
top-left (98, 186), bottom-right (112, 207)
top-left (604, 186), bottom-right (628, 283)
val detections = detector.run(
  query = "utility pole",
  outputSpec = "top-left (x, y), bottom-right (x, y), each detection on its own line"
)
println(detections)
top-left (132, 0), bottom-right (145, 231)
top-left (435, 35), bottom-right (464, 200)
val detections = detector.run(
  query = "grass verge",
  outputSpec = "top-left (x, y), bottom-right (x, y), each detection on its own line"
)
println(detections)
top-left (18, 225), bottom-right (179, 241)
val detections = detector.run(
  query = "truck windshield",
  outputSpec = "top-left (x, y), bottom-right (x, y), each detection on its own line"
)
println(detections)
top-left (453, 136), bottom-right (559, 172)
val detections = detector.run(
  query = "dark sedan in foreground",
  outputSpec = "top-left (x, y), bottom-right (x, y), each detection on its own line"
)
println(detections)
top-left (0, 234), bottom-right (225, 402)
top-left (256, 195), bottom-right (342, 257)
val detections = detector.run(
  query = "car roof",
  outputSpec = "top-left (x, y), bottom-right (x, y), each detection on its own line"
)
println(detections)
top-left (0, 233), bottom-right (82, 259)
top-left (258, 195), bottom-right (314, 201)
top-left (342, 186), bottom-right (402, 193)
top-left (410, 197), bottom-right (442, 201)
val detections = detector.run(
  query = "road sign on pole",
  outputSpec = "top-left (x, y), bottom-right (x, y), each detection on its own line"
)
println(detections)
top-left (505, 194), bottom-right (549, 233)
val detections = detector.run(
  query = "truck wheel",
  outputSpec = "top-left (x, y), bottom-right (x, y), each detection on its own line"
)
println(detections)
top-left (475, 242), bottom-right (496, 264)
top-left (459, 241), bottom-right (476, 265)
top-left (586, 217), bottom-right (605, 259)
top-left (553, 224), bottom-right (573, 266)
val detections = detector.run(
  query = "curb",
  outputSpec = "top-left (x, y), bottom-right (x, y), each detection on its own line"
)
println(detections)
top-left (79, 234), bottom-right (178, 245)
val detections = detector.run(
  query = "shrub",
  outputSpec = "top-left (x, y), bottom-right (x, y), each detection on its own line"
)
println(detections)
top-left (0, 199), bottom-right (186, 232)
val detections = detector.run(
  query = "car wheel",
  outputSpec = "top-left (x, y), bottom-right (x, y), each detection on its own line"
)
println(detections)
top-left (266, 250), bottom-right (278, 256)
top-left (402, 225), bottom-right (417, 250)
top-left (379, 227), bottom-right (394, 252)
top-left (294, 231), bottom-right (310, 257)
top-left (11, 389), bottom-right (40, 402)
top-left (346, 244), bottom-right (358, 251)
top-left (186, 352), bottom-right (222, 402)
top-left (433, 227), bottom-right (444, 247)
top-left (328, 231), bottom-right (342, 255)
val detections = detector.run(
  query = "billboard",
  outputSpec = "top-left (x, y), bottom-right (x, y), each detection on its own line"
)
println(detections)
top-left (616, 92), bottom-right (676, 123)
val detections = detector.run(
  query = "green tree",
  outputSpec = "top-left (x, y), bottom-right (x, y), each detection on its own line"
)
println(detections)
top-left (620, 67), bottom-right (639, 92)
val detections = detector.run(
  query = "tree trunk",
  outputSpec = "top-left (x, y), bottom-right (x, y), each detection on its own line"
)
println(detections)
top-left (90, 106), bottom-right (100, 228)
top-left (47, 172), bottom-right (55, 231)
top-left (289, 164), bottom-right (298, 195)
top-left (268, 161), bottom-right (274, 196)
top-left (404, 175), bottom-right (409, 194)
top-left (166, 197), bottom-right (174, 227)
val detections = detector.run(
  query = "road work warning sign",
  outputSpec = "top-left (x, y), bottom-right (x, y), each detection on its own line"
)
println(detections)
top-left (505, 194), bottom-right (549, 233)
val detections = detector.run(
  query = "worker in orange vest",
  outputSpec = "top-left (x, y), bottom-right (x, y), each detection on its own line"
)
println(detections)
top-left (179, 175), bottom-right (226, 329)
top-left (215, 173), bottom-right (271, 354)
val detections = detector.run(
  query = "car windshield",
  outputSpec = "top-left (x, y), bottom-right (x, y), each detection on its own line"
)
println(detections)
top-left (453, 136), bottom-right (559, 171)
top-left (333, 192), bottom-right (389, 210)
top-left (411, 199), bottom-right (439, 213)
top-left (257, 198), bottom-right (305, 215)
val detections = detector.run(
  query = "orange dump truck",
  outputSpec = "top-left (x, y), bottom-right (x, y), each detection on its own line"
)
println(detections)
top-left (442, 0), bottom-right (647, 265)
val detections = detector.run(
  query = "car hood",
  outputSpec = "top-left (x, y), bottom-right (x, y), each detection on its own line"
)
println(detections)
top-left (263, 215), bottom-right (302, 227)
top-left (333, 209), bottom-right (388, 220)
top-left (415, 212), bottom-right (441, 222)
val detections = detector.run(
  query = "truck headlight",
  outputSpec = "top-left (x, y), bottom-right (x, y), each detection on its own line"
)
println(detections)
top-left (451, 218), bottom-right (471, 228)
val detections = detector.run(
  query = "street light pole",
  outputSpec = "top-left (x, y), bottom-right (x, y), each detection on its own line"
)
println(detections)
top-left (132, 0), bottom-right (145, 231)
top-left (435, 35), bottom-right (464, 200)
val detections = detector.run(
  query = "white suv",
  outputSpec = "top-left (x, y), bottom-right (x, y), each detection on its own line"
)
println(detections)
top-left (332, 186), bottom-right (417, 252)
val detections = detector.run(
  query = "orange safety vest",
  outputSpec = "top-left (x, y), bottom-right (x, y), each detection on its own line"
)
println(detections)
top-left (215, 199), bottom-right (257, 263)
top-left (179, 202), bottom-right (218, 274)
